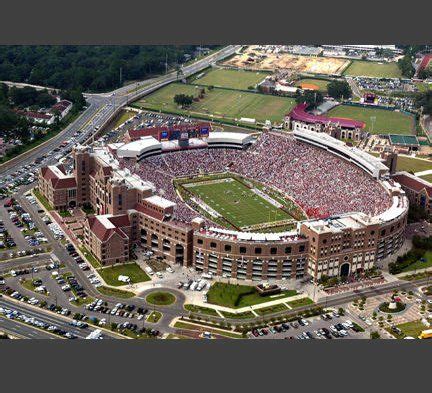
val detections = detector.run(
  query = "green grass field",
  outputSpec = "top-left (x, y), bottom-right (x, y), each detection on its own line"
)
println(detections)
top-left (184, 177), bottom-right (292, 229)
top-left (112, 110), bottom-right (135, 128)
top-left (420, 174), bottom-right (432, 183)
top-left (396, 156), bottom-right (432, 173)
top-left (400, 251), bottom-right (432, 273)
top-left (391, 320), bottom-right (430, 339)
top-left (97, 286), bottom-right (135, 299)
top-left (192, 68), bottom-right (267, 90)
top-left (134, 83), bottom-right (296, 123)
top-left (207, 282), bottom-right (297, 309)
top-left (294, 78), bottom-right (329, 92)
top-left (97, 263), bottom-right (150, 286)
top-left (328, 105), bottom-right (413, 134)
top-left (343, 60), bottom-right (402, 78)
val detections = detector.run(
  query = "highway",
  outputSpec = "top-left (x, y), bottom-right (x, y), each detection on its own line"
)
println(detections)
top-left (0, 315), bottom-right (57, 339)
top-left (0, 296), bottom-right (121, 339)
top-left (0, 45), bottom-right (241, 179)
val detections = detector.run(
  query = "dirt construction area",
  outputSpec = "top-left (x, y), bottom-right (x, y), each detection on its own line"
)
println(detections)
top-left (224, 46), bottom-right (350, 75)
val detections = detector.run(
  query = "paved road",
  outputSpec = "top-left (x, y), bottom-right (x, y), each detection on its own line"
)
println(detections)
top-left (0, 254), bottom-right (52, 273)
top-left (0, 296), bottom-right (120, 339)
top-left (0, 315), bottom-right (57, 339)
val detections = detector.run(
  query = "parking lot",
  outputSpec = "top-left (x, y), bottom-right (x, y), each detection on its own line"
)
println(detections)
top-left (249, 309), bottom-right (368, 340)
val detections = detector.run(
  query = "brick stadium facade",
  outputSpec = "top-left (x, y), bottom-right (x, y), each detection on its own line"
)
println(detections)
top-left (38, 133), bottom-right (409, 281)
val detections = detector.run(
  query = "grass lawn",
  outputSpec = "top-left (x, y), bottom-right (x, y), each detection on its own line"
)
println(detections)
top-left (97, 286), bottom-right (135, 299)
top-left (207, 282), bottom-right (297, 309)
top-left (184, 304), bottom-right (219, 316)
top-left (328, 105), bottom-right (413, 134)
top-left (343, 60), bottom-right (402, 78)
top-left (220, 310), bottom-right (255, 319)
top-left (173, 321), bottom-right (242, 339)
top-left (134, 83), bottom-right (296, 123)
top-left (147, 311), bottom-right (162, 323)
top-left (255, 303), bottom-right (288, 316)
top-left (33, 189), bottom-right (53, 211)
top-left (396, 156), bottom-right (432, 173)
top-left (183, 177), bottom-right (293, 230)
top-left (113, 110), bottom-right (135, 128)
top-left (97, 263), bottom-right (150, 286)
top-left (415, 82), bottom-right (432, 92)
top-left (420, 174), bottom-right (432, 183)
top-left (391, 319), bottom-right (430, 339)
top-left (294, 78), bottom-right (329, 92)
top-left (400, 251), bottom-right (432, 273)
top-left (192, 68), bottom-right (267, 90)
top-left (59, 210), bottom-right (72, 217)
top-left (145, 291), bottom-right (176, 306)
top-left (78, 246), bottom-right (102, 268)
top-left (287, 297), bottom-right (314, 309)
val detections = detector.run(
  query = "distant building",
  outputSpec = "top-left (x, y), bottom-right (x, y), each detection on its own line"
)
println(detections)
top-left (393, 172), bottom-right (432, 215)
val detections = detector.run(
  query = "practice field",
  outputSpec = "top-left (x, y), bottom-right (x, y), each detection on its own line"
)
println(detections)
top-left (192, 68), bottom-right (267, 90)
top-left (420, 174), bottom-right (432, 183)
top-left (327, 105), bottom-right (413, 134)
top-left (134, 83), bottom-right (296, 123)
top-left (396, 156), bottom-right (432, 173)
top-left (343, 60), bottom-right (402, 78)
top-left (294, 78), bottom-right (329, 92)
top-left (183, 177), bottom-right (293, 230)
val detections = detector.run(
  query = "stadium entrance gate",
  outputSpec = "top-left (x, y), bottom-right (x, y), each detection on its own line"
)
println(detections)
top-left (340, 263), bottom-right (350, 277)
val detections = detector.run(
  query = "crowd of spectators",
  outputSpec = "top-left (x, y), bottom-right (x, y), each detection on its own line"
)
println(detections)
top-left (123, 132), bottom-right (392, 224)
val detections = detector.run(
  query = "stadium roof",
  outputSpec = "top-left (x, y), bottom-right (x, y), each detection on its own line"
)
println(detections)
top-left (206, 131), bottom-right (254, 145)
top-left (116, 136), bottom-right (161, 158)
top-left (289, 103), bottom-right (366, 129)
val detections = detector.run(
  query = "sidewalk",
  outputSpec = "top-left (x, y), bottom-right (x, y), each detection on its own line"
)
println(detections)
top-left (187, 292), bottom-right (311, 314)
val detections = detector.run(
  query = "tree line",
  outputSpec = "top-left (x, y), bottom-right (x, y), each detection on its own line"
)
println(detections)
top-left (0, 46), bottom-right (214, 93)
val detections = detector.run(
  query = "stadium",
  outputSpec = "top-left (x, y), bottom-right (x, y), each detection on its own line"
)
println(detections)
top-left (39, 124), bottom-right (409, 282)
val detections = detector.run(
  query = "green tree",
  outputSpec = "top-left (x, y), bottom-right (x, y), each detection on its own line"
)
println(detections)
top-left (295, 89), bottom-right (323, 109)
top-left (174, 93), bottom-right (193, 108)
top-left (327, 80), bottom-right (352, 100)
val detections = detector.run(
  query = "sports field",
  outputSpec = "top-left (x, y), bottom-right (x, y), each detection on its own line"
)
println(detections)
top-left (192, 68), bottom-right (267, 90)
top-left (420, 174), bottom-right (432, 183)
top-left (134, 83), bottom-right (296, 123)
top-left (294, 78), bottom-right (329, 92)
top-left (183, 177), bottom-right (293, 229)
top-left (328, 105), bottom-right (413, 134)
top-left (396, 156), bottom-right (432, 173)
top-left (343, 60), bottom-right (402, 78)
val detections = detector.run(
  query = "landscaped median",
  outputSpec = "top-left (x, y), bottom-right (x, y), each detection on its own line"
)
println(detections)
top-left (97, 286), bottom-right (135, 299)
top-left (145, 291), bottom-right (176, 306)
top-left (172, 319), bottom-right (244, 339)
top-left (147, 311), bottom-right (162, 323)
top-left (33, 189), bottom-right (53, 211)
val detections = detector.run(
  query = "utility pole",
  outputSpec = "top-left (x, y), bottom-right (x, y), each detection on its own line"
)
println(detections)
top-left (165, 52), bottom-right (168, 75)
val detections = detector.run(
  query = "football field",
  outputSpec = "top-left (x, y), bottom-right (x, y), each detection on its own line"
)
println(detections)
top-left (184, 177), bottom-right (293, 229)
top-left (134, 83), bottom-right (296, 123)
